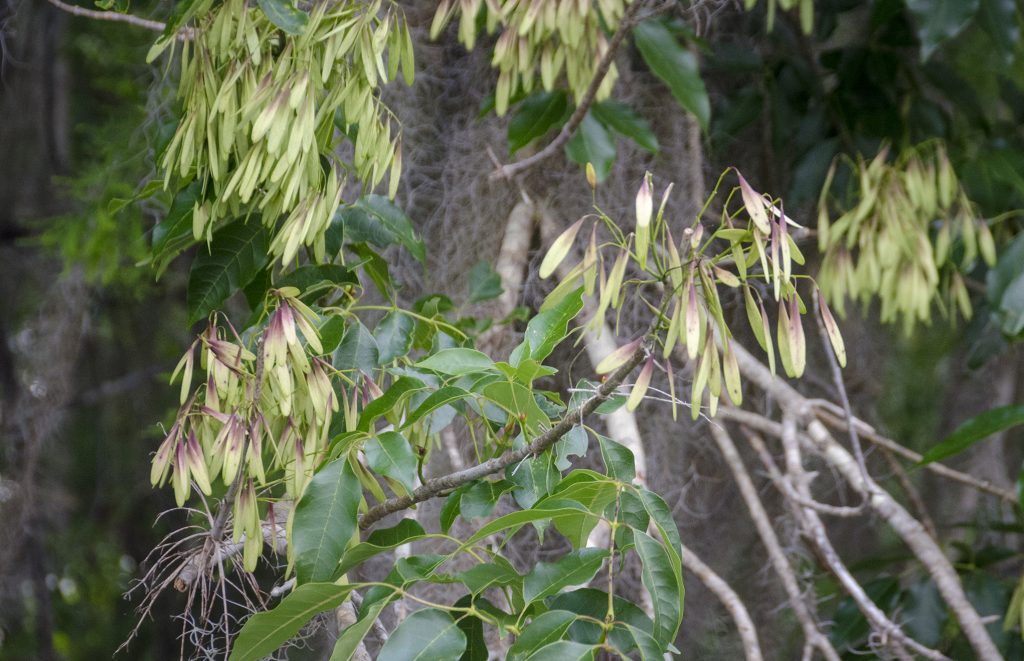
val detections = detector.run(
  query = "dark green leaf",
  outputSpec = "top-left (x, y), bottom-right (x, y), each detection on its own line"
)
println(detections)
top-left (364, 431), bottom-right (417, 493)
top-left (337, 519), bottom-right (430, 575)
top-left (634, 531), bottom-right (683, 647)
top-left (460, 479), bottom-right (515, 519)
top-left (319, 316), bottom-right (348, 354)
top-left (358, 376), bottom-right (428, 432)
top-left (403, 386), bottom-right (471, 429)
top-left (466, 260), bottom-right (504, 304)
top-left (293, 457), bottom-right (361, 583)
top-left (378, 608), bottom-right (467, 661)
top-left (978, 0), bottom-right (1021, 65)
top-left (920, 405), bottom-right (1024, 465)
top-left (565, 113), bottom-right (615, 183)
top-left (152, 181), bottom-right (200, 274)
top-left (623, 624), bottom-right (665, 660)
top-left (335, 195), bottom-right (425, 264)
top-left (507, 453), bottom-right (561, 509)
top-left (463, 505), bottom-right (589, 546)
top-left (454, 595), bottom-right (489, 661)
top-left (597, 434), bottom-right (636, 482)
top-left (441, 484), bottom-right (471, 534)
top-left (229, 583), bottom-right (353, 661)
top-left (508, 91), bottom-right (569, 155)
top-left (591, 100), bottom-right (659, 153)
top-left (330, 600), bottom-right (388, 661)
top-left (905, 0), bottom-right (980, 61)
top-left (333, 322), bottom-right (380, 373)
top-left (375, 311), bottom-right (415, 364)
top-left (633, 19), bottom-right (710, 130)
top-left (458, 559), bottom-right (522, 594)
top-left (548, 588), bottom-right (654, 650)
top-left (187, 220), bottom-right (270, 325)
top-left (987, 233), bottom-right (1024, 338)
top-left (507, 611), bottom-right (576, 661)
top-left (256, 0), bottom-right (309, 36)
top-left (523, 548), bottom-right (609, 605)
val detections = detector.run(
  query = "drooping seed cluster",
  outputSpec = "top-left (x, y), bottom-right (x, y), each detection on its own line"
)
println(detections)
top-left (157, 0), bottom-right (412, 264)
top-left (431, 0), bottom-right (631, 115)
top-left (817, 144), bottom-right (996, 332)
top-left (151, 289), bottom-right (337, 570)
top-left (540, 169), bottom-right (845, 421)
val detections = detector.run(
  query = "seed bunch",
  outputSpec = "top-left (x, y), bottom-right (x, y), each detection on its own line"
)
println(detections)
top-left (540, 169), bottom-right (843, 420)
top-left (156, 0), bottom-right (412, 264)
top-left (431, 0), bottom-right (630, 115)
top-left (151, 289), bottom-right (337, 570)
top-left (817, 143), bottom-right (996, 332)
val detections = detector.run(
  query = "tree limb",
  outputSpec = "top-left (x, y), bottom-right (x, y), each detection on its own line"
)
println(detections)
top-left (489, 0), bottom-right (646, 181)
top-left (45, 0), bottom-right (187, 36)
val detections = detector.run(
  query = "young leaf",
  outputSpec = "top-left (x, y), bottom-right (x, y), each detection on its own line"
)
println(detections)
top-left (293, 456), bottom-right (362, 583)
top-left (378, 608), bottom-right (467, 661)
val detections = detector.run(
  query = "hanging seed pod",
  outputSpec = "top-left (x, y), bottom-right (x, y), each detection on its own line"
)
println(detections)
top-left (626, 356), bottom-right (654, 412)
top-left (540, 217), bottom-right (586, 279)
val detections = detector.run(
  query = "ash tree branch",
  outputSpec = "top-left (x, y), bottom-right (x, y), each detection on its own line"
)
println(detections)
top-left (490, 0), bottom-right (647, 181)
top-left (359, 337), bottom-right (651, 530)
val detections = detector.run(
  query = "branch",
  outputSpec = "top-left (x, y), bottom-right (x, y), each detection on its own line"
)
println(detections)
top-left (489, 0), bottom-right (647, 181)
top-left (680, 542), bottom-right (764, 661)
top-left (708, 424), bottom-right (841, 661)
top-left (359, 329), bottom-right (655, 530)
top-left (46, 0), bottom-right (171, 34)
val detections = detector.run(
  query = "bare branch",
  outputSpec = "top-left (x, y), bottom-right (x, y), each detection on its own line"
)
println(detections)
top-left (45, 0), bottom-right (190, 38)
top-left (708, 424), bottom-right (840, 661)
top-left (489, 0), bottom-right (647, 181)
top-left (680, 542), bottom-right (764, 661)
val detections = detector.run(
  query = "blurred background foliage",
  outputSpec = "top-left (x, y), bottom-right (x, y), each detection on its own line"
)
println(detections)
top-left (1, 0), bottom-right (1023, 658)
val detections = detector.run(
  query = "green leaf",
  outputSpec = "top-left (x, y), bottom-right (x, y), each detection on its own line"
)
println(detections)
top-left (460, 479), bottom-right (515, 519)
top-left (375, 311), bottom-right (415, 364)
top-left (565, 113), bottom-right (615, 183)
top-left (330, 600), bottom-right (388, 661)
top-left (458, 559), bottom-right (522, 594)
top-left (987, 233), bottom-right (1024, 338)
top-left (482, 381), bottom-right (549, 435)
top-left (358, 376), bottom-right (429, 432)
top-left (978, 0), bottom-right (1021, 64)
top-left (229, 583), bottom-right (353, 661)
top-left (634, 530), bottom-right (683, 647)
top-left (416, 348), bottom-right (495, 376)
top-left (441, 484), bottom-right (472, 534)
top-left (403, 386), bottom-right (471, 429)
top-left (364, 431), bottom-right (417, 494)
top-left (524, 641), bottom-right (596, 661)
top-left (508, 91), bottom-right (569, 155)
top-left (378, 608), bottom-right (467, 661)
top-left (557, 425), bottom-right (589, 470)
top-left (319, 316), bottom-right (348, 354)
top-left (633, 19), bottom-right (710, 130)
top-left (510, 288), bottom-right (584, 365)
top-left (462, 505), bottom-right (588, 547)
top-left (548, 588), bottom-right (655, 650)
top-left (597, 434), bottom-right (636, 482)
top-left (637, 487), bottom-right (682, 560)
top-left (276, 265), bottom-right (356, 298)
top-left (507, 610), bottom-right (577, 661)
top-left (508, 453), bottom-right (561, 509)
top-left (256, 0), bottom-right (309, 36)
top-left (905, 0), bottom-right (980, 61)
top-left (333, 322), bottom-right (380, 373)
top-left (333, 194), bottom-right (425, 263)
top-left (293, 457), bottom-right (361, 583)
top-left (919, 405), bottom-right (1024, 465)
top-left (466, 260), bottom-right (504, 304)
top-left (591, 101), bottom-right (659, 153)
top-left (544, 474), bottom-right (618, 547)
top-left (623, 624), bottom-right (665, 660)
top-left (453, 595), bottom-right (489, 661)
top-left (523, 548), bottom-right (609, 605)
top-left (337, 519), bottom-right (430, 575)
top-left (152, 182), bottom-right (200, 274)
top-left (187, 220), bottom-right (270, 325)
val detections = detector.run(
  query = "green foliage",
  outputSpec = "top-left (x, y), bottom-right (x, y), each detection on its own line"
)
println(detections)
top-left (633, 19), bottom-right (710, 131)
top-left (920, 405), bottom-right (1024, 465)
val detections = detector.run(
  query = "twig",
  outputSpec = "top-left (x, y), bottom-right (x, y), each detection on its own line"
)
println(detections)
top-left (358, 290), bottom-right (667, 530)
top-left (45, 0), bottom-right (190, 38)
top-left (680, 542), bottom-right (764, 661)
top-left (708, 424), bottom-right (841, 661)
top-left (489, 0), bottom-right (647, 181)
